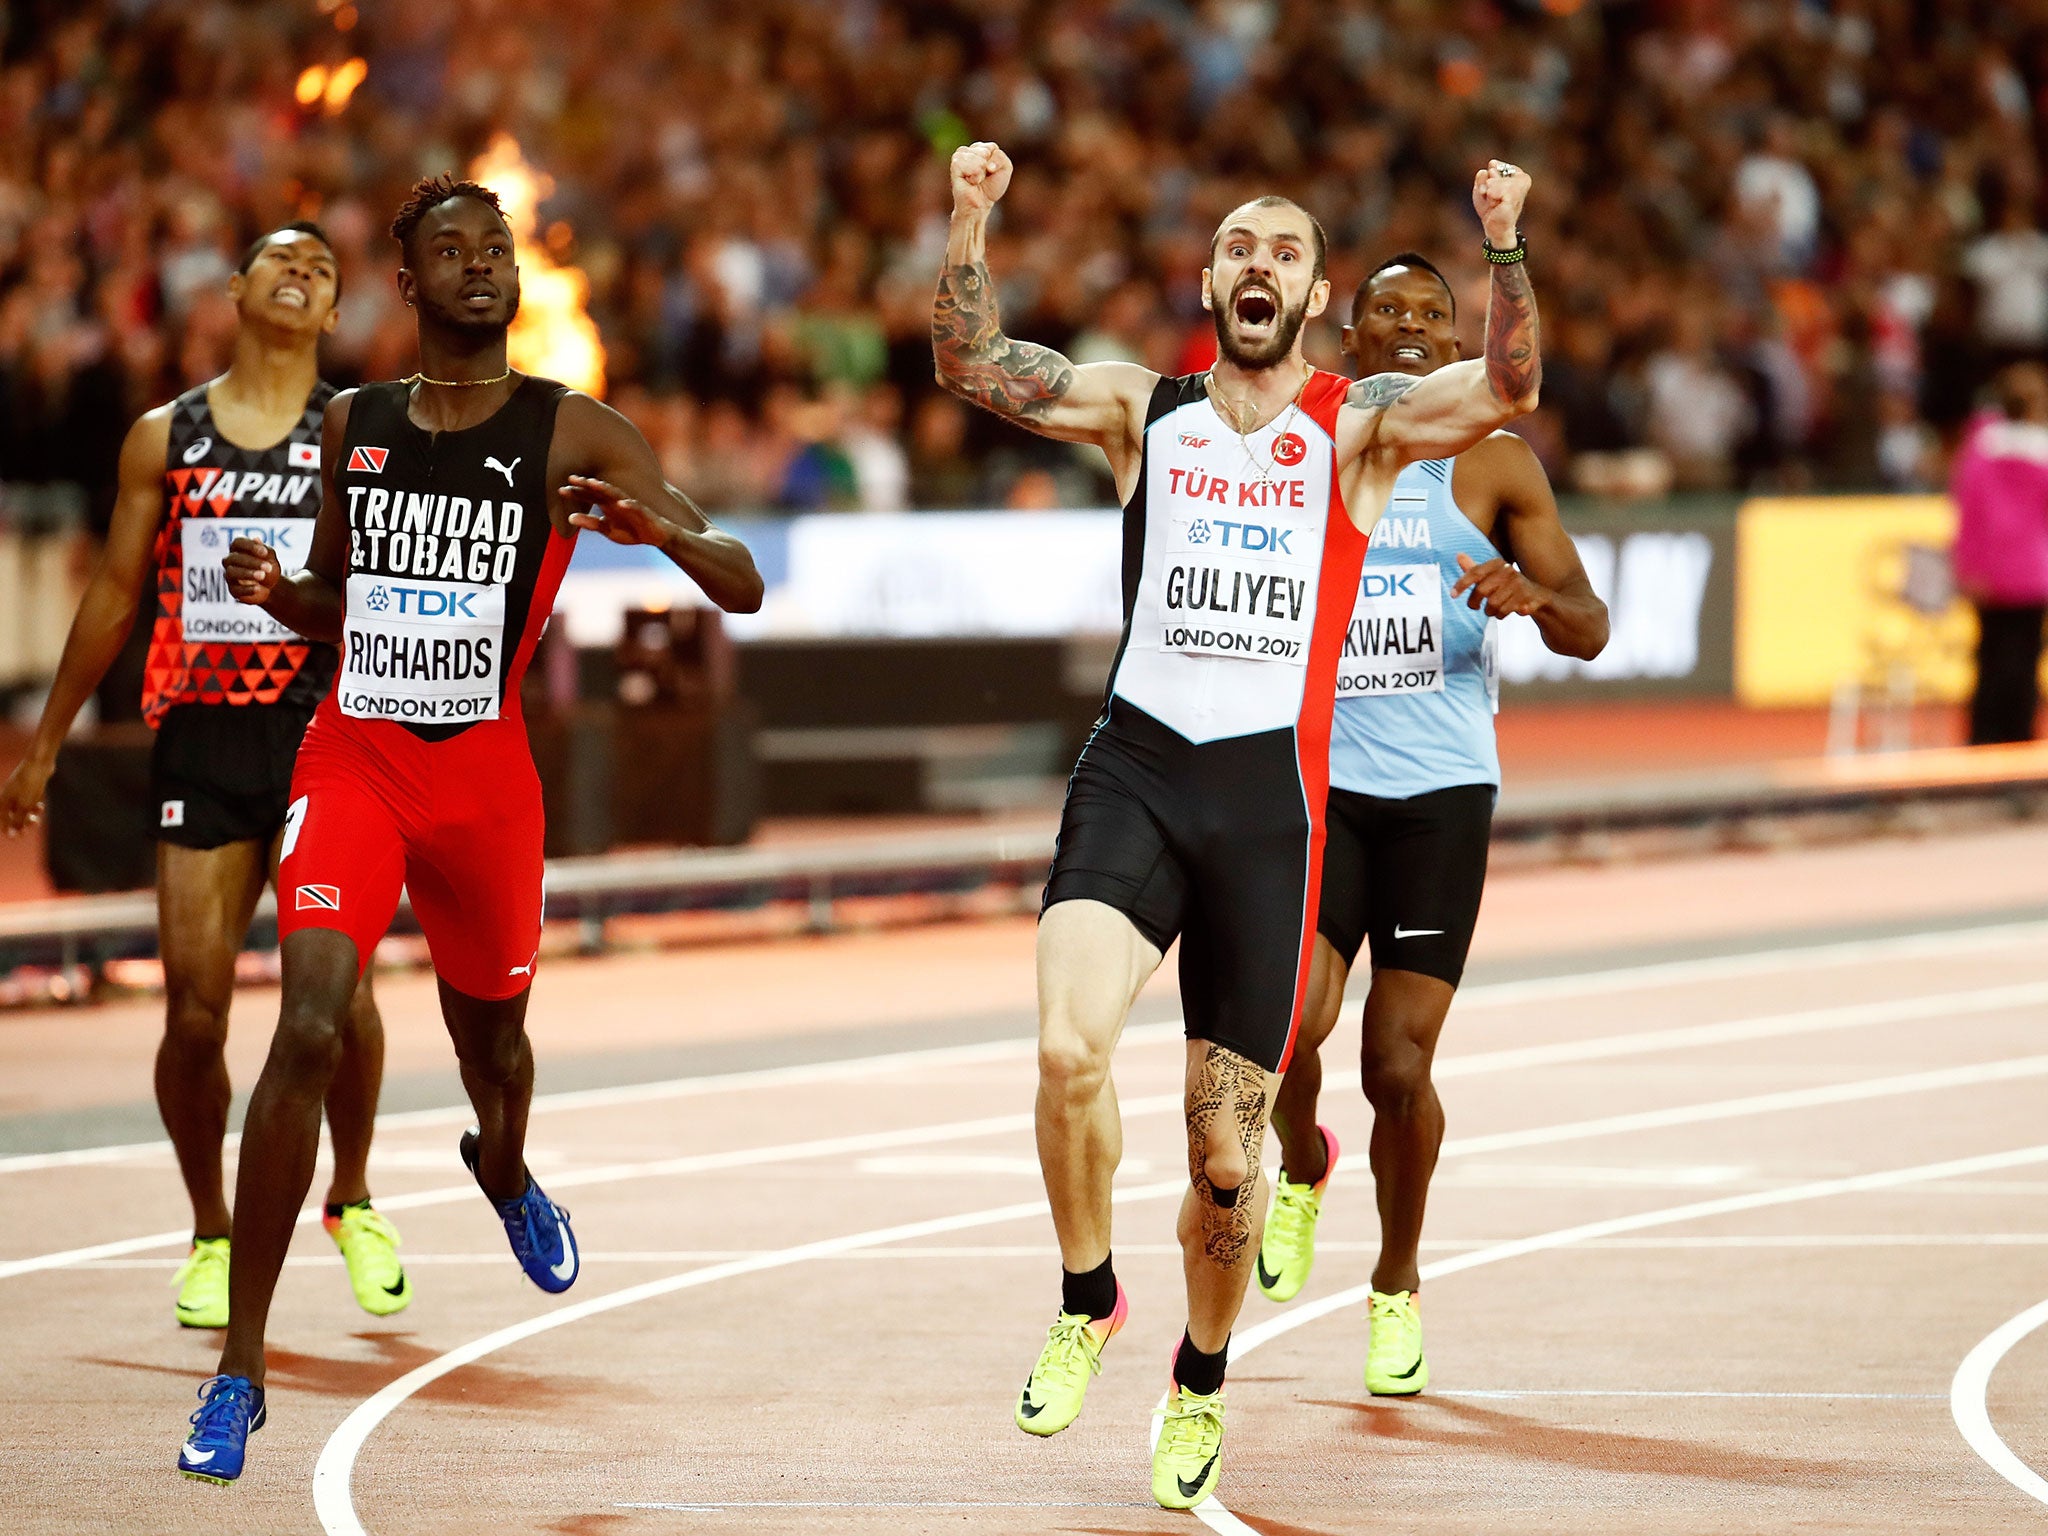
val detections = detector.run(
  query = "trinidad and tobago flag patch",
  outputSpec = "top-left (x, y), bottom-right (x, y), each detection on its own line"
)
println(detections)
top-left (346, 446), bottom-right (389, 474)
top-left (295, 884), bottom-right (342, 911)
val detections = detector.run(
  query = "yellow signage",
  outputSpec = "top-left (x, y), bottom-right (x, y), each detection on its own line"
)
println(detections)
top-left (1735, 496), bottom-right (1977, 707)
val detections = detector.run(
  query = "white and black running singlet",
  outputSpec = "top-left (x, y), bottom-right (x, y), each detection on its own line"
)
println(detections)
top-left (1042, 370), bottom-right (1368, 1072)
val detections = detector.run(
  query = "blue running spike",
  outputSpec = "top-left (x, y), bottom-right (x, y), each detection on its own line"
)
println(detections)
top-left (459, 1129), bottom-right (579, 1293)
top-left (177, 1374), bottom-right (265, 1484)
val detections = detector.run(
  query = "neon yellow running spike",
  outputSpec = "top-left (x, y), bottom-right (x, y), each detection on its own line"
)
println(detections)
top-left (172, 1237), bottom-right (230, 1329)
top-left (1151, 1384), bottom-right (1226, 1509)
top-left (324, 1203), bottom-right (412, 1316)
top-left (1014, 1284), bottom-right (1127, 1436)
top-left (1365, 1288), bottom-right (1428, 1396)
top-left (1255, 1124), bottom-right (1340, 1302)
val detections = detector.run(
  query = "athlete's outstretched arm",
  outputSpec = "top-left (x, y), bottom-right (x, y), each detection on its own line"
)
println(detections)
top-left (1344, 161), bottom-right (1542, 468)
top-left (0, 410), bottom-right (171, 834)
top-left (551, 393), bottom-right (763, 614)
top-left (226, 392), bottom-right (351, 642)
top-left (933, 142), bottom-right (1151, 475)
top-left (1448, 435), bottom-right (1608, 660)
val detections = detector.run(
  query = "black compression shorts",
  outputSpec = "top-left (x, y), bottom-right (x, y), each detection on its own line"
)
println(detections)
top-left (151, 702), bottom-right (314, 851)
top-left (1041, 698), bottom-right (1321, 1073)
top-left (1316, 782), bottom-right (1495, 987)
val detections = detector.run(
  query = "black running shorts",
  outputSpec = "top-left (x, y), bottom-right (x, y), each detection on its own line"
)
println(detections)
top-left (1041, 698), bottom-right (1321, 1073)
top-left (1316, 783), bottom-right (1495, 987)
top-left (150, 702), bottom-right (315, 851)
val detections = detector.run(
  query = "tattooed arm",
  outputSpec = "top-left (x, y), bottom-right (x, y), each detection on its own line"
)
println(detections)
top-left (933, 142), bottom-right (1154, 491)
top-left (1339, 160), bottom-right (1542, 473)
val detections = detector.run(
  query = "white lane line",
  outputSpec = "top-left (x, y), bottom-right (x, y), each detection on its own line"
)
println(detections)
top-left (15, 914), bottom-right (2048, 1178)
top-left (0, 1096), bottom-right (1180, 1283)
top-left (311, 1179), bottom-right (1187, 1536)
top-left (312, 1067), bottom-right (2048, 1535)
top-left (1952, 1296), bottom-right (2048, 1508)
top-left (1192, 1141), bottom-right (2048, 1534)
top-left (15, 989), bottom-right (2048, 1284)
top-left (1436, 1389), bottom-right (1944, 1401)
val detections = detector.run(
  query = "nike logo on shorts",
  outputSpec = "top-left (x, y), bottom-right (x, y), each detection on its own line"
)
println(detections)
top-left (1393, 926), bottom-right (1444, 939)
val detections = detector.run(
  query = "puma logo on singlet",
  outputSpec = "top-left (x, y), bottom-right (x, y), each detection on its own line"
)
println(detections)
top-left (484, 455), bottom-right (521, 488)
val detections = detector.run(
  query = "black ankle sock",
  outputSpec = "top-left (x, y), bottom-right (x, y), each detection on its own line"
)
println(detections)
top-left (1060, 1253), bottom-right (1117, 1319)
top-left (323, 1198), bottom-right (371, 1220)
top-left (1173, 1329), bottom-right (1228, 1396)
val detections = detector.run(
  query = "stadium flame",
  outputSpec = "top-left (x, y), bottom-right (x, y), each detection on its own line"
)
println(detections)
top-left (467, 134), bottom-right (607, 397)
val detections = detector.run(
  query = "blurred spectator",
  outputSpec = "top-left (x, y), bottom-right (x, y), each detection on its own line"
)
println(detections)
top-left (1952, 363), bottom-right (2048, 745)
top-left (6, 0), bottom-right (2048, 517)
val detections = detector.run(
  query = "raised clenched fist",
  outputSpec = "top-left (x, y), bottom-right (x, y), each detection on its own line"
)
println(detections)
top-left (950, 141), bottom-right (1014, 216)
top-left (1472, 160), bottom-right (1531, 248)
top-left (224, 536), bottom-right (281, 605)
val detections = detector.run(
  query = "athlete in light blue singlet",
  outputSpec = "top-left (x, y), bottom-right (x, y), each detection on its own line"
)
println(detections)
top-left (1254, 253), bottom-right (1611, 1398)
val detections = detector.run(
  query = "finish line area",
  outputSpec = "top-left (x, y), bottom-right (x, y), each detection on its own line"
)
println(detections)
top-left (7, 824), bottom-right (2048, 1534)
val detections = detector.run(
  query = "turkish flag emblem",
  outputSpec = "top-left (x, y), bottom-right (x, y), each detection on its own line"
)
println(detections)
top-left (1272, 432), bottom-right (1307, 467)
top-left (347, 446), bottom-right (389, 474)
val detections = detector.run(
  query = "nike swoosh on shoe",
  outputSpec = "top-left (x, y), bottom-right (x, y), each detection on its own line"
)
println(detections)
top-left (549, 1224), bottom-right (577, 1282)
top-left (1256, 1255), bottom-right (1282, 1289)
top-left (1178, 1453), bottom-right (1219, 1499)
top-left (179, 1446), bottom-right (215, 1465)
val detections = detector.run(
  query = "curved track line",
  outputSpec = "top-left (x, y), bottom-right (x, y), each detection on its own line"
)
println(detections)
top-left (1192, 1142), bottom-right (2048, 1532)
top-left (14, 996), bottom-right (2048, 1284)
top-left (13, 915), bottom-right (2046, 1178)
top-left (1951, 1296), bottom-right (2048, 1507)
top-left (313, 1074), bottom-right (2048, 1534)
top-left (312, 1178), bottom-right (1187, 1535)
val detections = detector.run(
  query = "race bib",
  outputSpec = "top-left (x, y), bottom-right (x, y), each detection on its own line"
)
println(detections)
top-left (338, 573), bottom-right (504, 725)
top-left (178, 519), bottom-right (316, 645)
top-left (1336, 563), bottom-right (1445, 698)
top-left (1158, 511), bottom-right (1318, 662)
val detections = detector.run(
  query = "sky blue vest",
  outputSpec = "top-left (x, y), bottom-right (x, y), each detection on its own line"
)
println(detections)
top-left (1328, 456), bottom-right (1501, 799)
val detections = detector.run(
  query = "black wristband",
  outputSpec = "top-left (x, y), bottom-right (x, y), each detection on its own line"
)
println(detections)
top-left (1482, 235), bottom-right (1526, 265)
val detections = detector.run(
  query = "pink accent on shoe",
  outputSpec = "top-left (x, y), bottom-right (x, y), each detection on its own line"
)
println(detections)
top-left (1312, 1124), bottom-right (1342, 1193)
top-left (1087, 1281), bottom-right (1130, 1343)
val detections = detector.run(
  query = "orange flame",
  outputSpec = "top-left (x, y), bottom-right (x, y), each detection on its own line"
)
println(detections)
top-left (467, 134), bottom-right (607, 397)
top-left (294, 60), bottom-right (366, 114)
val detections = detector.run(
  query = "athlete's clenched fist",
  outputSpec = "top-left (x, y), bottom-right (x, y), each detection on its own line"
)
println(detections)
top-left (1471, 159), bottom-right (1531, 248)
top-left (950, 141), bottom-right (1013, 216)
top-left (225, 537), bottom-right (282, 606)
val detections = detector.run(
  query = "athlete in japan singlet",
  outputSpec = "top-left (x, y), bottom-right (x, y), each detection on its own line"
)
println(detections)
top-left (145, 382), bottom-right (337, 725)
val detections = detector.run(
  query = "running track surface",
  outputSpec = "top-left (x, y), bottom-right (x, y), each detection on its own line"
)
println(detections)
top-left (9, 824), bottom-right (2048, 1534)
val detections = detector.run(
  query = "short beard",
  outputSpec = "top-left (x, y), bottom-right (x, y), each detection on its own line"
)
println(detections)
top-left (1213, 294), bottom-right (1308, 370)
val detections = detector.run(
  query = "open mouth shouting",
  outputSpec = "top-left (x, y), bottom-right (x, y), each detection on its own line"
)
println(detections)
top-left (1233, 284), bottom-right (1279, 334)
top-left (273, 283), bottom-right (308, 311)
top-left (1389, 342), bottom-right (1430, 365)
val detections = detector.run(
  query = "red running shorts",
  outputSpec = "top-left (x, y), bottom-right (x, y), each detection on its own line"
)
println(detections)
top-left (277, 698), bottom-right (545, 1000)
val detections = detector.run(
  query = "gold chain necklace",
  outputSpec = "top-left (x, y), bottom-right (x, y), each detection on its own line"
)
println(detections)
top-left (1205, 363), bottom-right (1312, 491)
top-left (403, 368), bottom-right (512, 388)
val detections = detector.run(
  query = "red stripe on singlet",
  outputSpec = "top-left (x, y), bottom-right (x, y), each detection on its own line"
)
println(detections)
top-left (1273, 369), bottom-right (1370, 1073)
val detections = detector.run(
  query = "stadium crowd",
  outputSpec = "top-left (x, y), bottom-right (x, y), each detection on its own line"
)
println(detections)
top-left (2, 0), bottom-right (2046, 528)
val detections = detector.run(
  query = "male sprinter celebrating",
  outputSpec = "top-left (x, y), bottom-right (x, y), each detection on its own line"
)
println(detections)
top-left (1254, 254), bottom-right (1607, 1396)
top-left (175, 175), bottom-right (762, 1484)
top-left (934, 142), bottom-right (1542, 1508)
top-left (0, 224), bottom-right (407, 1331)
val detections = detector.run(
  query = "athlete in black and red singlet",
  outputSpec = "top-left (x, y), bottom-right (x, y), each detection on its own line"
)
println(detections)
top-left (932, 141), bottom-right (1543, 1508)
top-left (175, 177), bottom-right (762, 1484)
top-left (0, 224), bottom-right (407, 1333)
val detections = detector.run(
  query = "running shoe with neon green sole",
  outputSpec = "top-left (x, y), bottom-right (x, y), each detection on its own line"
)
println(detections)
top-left (172, 1237), bottom-right (230, 1329)
top-left (1014, 1283), bottom-right (1127, 1436)
top-left (1152, 1383), bottom-right (1226, 1509)
top-left (323, 1202), bottom-right (412, 1316)
top-left (1365, 1288), bottom-right (1428, 1395)
top-left (1255, 1124), bottom-right (1340, 1303)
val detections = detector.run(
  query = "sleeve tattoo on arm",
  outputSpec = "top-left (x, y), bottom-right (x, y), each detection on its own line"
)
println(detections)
top-left (1485, 259), bottom-right (1541, 404)
top-left (932, 261), bottom-right (1076, 421)
top-left (1346, 371), bottom-right (1424, 412)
